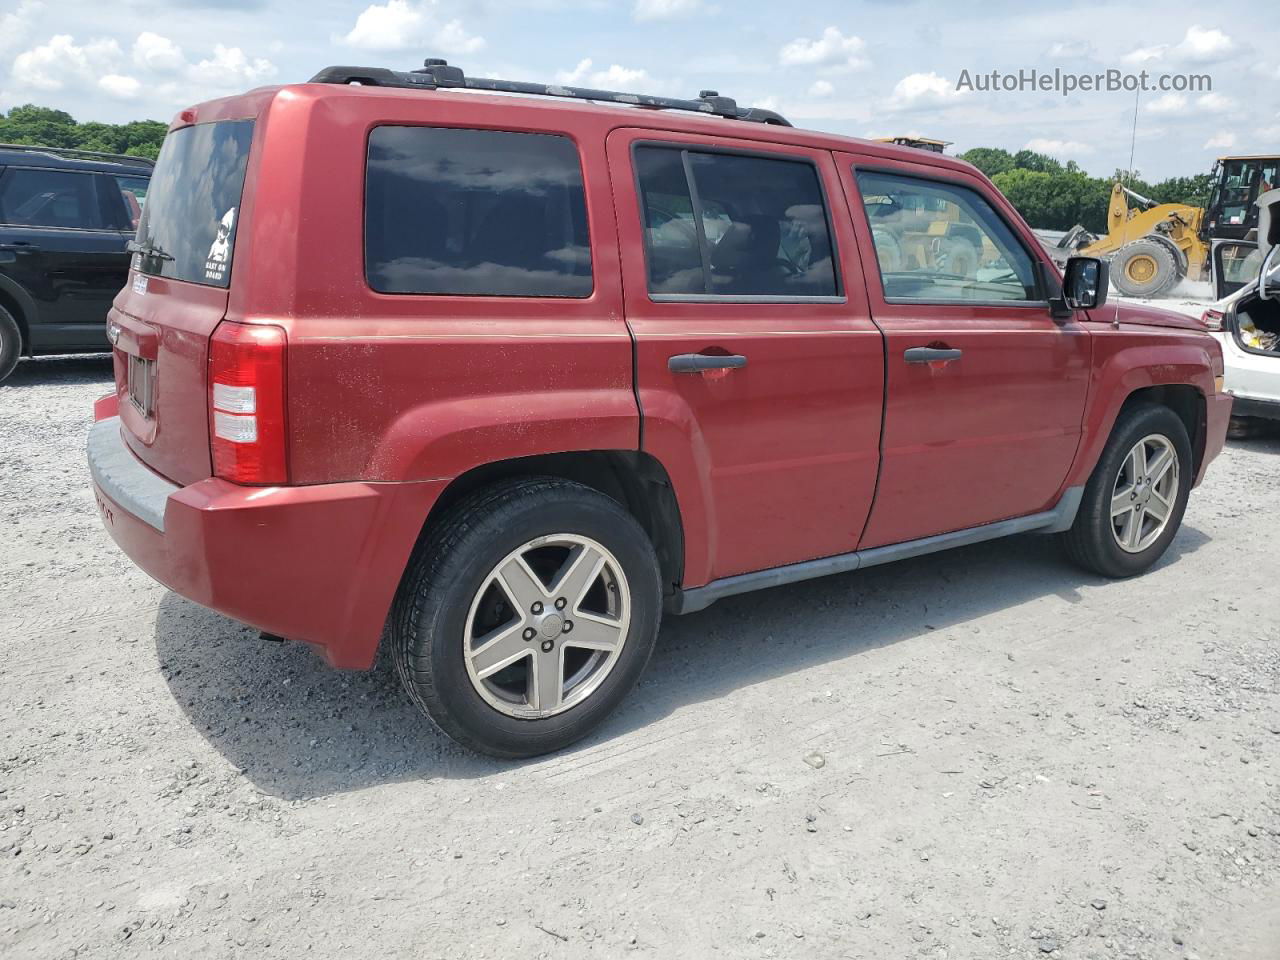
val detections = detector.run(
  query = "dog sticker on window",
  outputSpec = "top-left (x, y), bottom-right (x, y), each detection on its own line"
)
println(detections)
top-left (205, 207), bottom-right (236, 282)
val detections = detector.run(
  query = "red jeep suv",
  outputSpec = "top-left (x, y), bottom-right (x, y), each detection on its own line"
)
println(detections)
top-left (88, 61), bottom-right (1231, 757)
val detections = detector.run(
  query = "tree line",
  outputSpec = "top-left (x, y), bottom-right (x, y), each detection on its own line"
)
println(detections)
top-left (0, 104), bottom-right (167, 160)
top-left (0, 104), bottom-right (1214, 233)
top-left (957, 147), bottom-right (1214, 233)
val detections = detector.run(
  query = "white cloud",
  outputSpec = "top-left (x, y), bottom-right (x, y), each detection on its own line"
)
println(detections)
top-left (188, 44), bottom-right (277, 88)
top-left (1203, 131), bottom-right (1237, 150)
top-left (887, 71), bottom-right (962, 109)
top-left (1025, 137), bottom-right (1093, 157)
top-left (779, 27), bottom-right (868, 73)
top-left (1122, 25), bottom-right (1235, 65)
top-left (1121, 44), bottom-right (1167, 65)
top-left (11, 35), bottom-right (122, 91)
top-left (1175, 25), bottom-right (1233, 63)
top-left (340, 0), bottom-right (484, 54)
top-left (99, 74), bottom-right (141, 99)
top-left (555, 58), bottom-right (649, 90)
top-left (132, 32), bottom-right (185, 74)
top-left (633, 0), bottom-right (702, 21)
top-left (1046, 39), bottom-right (1094, 60)
top-left (1147, 92), bottom-right (1187, 114)
top-left (1194, 92), bottom-right (1235, 112)
top-left (0, 0), bottom-right (42, 54)
top-left (808, 79), bottom-right (834, 98)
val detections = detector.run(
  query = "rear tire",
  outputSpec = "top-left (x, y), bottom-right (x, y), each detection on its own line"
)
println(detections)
top-left (1111, 239), bottom-right (1178, 298)
top-left (391, 478), bottom-right (662, 758)
top-left (1062, 403), bottom-right (1192, 578)
top-left (0, 307), bottom-right (20, 383)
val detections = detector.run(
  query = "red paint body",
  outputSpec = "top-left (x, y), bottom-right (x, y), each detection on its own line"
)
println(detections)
top-left (92, 83), bottom-right (1231, 669)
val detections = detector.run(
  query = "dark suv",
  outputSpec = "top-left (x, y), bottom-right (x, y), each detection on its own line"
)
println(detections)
top-left (0, 144), bottom-right (152, 382)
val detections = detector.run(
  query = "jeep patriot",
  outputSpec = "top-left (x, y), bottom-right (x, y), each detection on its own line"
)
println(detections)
top-left (87, 61), bottom-right (1232, 757)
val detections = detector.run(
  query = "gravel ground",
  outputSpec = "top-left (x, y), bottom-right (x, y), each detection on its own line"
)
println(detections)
top-left (2, 355), bottom-right (1278, 960)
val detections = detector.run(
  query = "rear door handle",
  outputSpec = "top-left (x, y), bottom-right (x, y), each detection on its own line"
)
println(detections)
top-left (668, 353), bottom-right (748, 373)
top-left (0, 242), bottom-right (37, 251)
top-left (904, 346), bottom-right (962, 364)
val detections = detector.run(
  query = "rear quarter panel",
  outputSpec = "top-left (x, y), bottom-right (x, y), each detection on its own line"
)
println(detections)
top-left (236, 86), bottom-right (637, 485)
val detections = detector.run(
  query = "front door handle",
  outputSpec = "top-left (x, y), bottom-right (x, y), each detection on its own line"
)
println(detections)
top-left (0, 242), bottom-right (38, 251)
top-left (904, 346), bottom-right (962, 364)
top-left (668, 353), bottom-right (748, 374)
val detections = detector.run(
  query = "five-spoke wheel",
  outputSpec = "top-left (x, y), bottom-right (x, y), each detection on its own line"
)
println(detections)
top-left (464, 534), bottom-right (631, 719)
top-left (1064, 402), bottom-right (1191, 578)
top-left (392, 478), bottom-right (661, 758)
top-left (1109, 434), bottom-right (1179, 554)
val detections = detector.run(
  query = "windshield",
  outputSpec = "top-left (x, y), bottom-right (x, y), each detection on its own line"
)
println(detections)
top-left (134, 119), bottom-right (254, 288)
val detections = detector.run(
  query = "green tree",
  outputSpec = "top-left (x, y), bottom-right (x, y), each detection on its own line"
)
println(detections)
top-left (0, 105), bottom-right (166, 159)
top-left (957, 147), bottom-right (1016, 178)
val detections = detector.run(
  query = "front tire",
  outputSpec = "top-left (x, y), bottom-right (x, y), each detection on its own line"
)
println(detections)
top-left (1063, 403), bottom-right (1192, 578)
top-left (392, 478), bottom-right (662, 758)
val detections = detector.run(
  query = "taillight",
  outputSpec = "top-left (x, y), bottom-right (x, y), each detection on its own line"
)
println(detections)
top-left (209, 321), bottom-right (287, 485)
top-left (1201, 308), bottom-right (1226, 332)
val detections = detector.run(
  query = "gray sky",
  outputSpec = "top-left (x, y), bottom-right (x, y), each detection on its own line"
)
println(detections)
top-left (1, 0), bottom-right (1275, 180)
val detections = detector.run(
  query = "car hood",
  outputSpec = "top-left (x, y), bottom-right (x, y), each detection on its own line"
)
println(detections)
top-left (1089, 302), bottom-right (1207, 332)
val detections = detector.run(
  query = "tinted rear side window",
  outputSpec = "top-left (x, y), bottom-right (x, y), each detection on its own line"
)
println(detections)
top-left (365, 126), bottom-right (592, 298)
top-left (635, 145), bottom-right (839, 298)
top-left (134, 119), bottom-right (253, 287)
top-left (0, 168), bottom-right (104, 229)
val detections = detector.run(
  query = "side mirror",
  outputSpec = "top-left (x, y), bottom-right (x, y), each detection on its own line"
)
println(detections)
top-left (1061, 256), bottom-right (1108, 311)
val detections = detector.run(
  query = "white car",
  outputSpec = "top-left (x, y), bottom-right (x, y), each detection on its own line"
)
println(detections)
top-left (1204, 194), bottom-right (1280, 436)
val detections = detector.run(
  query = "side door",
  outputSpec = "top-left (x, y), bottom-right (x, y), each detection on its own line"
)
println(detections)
top-left (836, 154), bottom-right (1091, 549)
top-left (0, 165), bottom-right (131, 350)
top-left (606, 129), bottom-right (884, 587)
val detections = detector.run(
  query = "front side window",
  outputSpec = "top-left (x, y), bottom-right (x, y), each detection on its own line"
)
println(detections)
top-left (857, 170), bottom-right (1039, 302)
top-left (365, 126), bottom-right (592, 298)
top-left (635, 145), bottom-right (839, 298)
top-left (0, 168), bottom-right (104, 229)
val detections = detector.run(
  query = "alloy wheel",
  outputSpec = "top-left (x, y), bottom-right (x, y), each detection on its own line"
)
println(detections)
top-left (1110, 433), bottom-right (1179, 553)
top-left (462, 534), bottom-right (631, 719)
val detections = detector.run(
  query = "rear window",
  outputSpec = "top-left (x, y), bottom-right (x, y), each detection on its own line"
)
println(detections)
top-left (365, 126), bottom-right (592, 298)
top-left (134, 119), bottom-right (253, 288)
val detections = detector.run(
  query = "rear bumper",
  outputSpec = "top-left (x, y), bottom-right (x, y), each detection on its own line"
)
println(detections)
top-left (1196, 391), bottom-right (1233, 486)
top-left (88, 417), bottom-right (446, 669)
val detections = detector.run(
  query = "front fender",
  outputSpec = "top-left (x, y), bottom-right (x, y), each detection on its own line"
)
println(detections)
top-left (1065, 327), bottom-right (1218, 489)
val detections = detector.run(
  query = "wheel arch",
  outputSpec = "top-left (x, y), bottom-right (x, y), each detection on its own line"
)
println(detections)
top-left (1117, 383), bottom-right (1206, 477)
top-left (410, 450), bottom-right (686, 600)
top-left (0, 275), bottom-right (32, 355)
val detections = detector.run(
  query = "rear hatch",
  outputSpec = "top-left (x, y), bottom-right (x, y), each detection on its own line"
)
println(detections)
top-left (110, 118), bottom-right (254, 485)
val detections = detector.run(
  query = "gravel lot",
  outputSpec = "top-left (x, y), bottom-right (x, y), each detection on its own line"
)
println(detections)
top-left (2, 355), bottom-right (1278, 960)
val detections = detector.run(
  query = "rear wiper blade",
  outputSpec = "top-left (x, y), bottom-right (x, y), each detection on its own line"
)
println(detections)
top-left (127, 239), bottom-right (174, 262)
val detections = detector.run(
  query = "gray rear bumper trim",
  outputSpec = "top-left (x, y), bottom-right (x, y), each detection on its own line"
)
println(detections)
top-left (87, 416), bottom-right (179, 532)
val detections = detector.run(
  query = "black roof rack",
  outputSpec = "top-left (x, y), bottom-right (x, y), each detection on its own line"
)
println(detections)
top-left (309, 59), bottom-right (791, 127)
top-left (0, 142), bottom-right (155, 168)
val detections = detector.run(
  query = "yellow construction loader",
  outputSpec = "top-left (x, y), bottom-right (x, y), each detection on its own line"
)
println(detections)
top-left (1051, 155), bottom-right (1280, 297)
